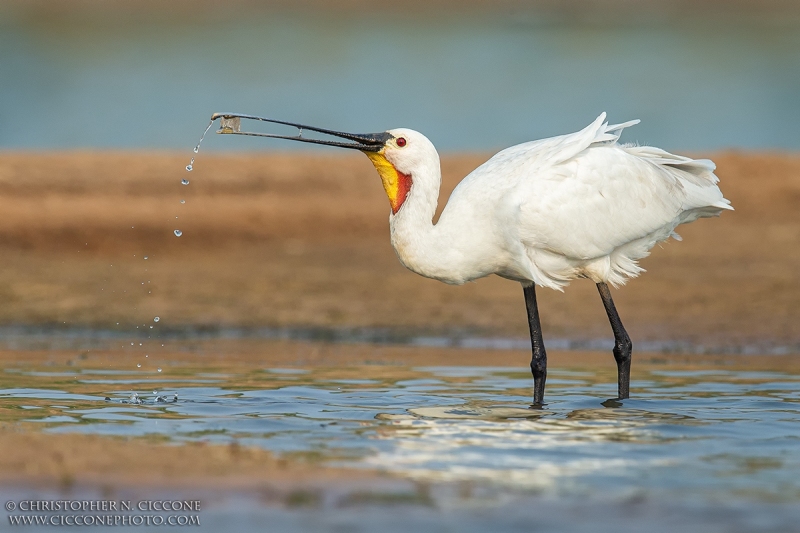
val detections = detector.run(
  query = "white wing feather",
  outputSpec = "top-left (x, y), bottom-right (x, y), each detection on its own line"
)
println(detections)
top-left (448, 113), bottom-right (732, 289)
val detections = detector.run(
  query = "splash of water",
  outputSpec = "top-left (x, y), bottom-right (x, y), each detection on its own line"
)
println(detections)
top-left (186, 120), bottom-right (215, 172)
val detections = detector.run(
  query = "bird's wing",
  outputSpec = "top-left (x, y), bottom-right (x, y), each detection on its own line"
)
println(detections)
top-left (453, 113), bottom-right (729, 261)
top-left (508, 118), bottom-right (731, 261)
top-left (513, 145), bottom-right (689, 260)
top-left (477, 112), bottom-right (640, 177)
top-left (450, 113), bottom-right (639, 198)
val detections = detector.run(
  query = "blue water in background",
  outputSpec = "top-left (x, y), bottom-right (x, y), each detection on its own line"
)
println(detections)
top-left (1, 4), bottom-right (799, 152)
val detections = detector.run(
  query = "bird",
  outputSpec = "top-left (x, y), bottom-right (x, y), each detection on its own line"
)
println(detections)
top-left (213, 112), bottom-right (732, 405)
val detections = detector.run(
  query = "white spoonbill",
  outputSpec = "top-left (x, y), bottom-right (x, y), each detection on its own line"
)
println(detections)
top-left (213, 112), bottom-right (732, 405)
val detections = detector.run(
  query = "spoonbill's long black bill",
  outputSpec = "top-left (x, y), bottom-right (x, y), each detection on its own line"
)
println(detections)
top-left (211, 112), bottom-right (391, 152)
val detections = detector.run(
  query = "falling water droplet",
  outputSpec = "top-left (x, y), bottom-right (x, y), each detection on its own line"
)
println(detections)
top-left (181, 178), bottom-right (189, 185)
top-left (174, 230), bottom-right (183, 237)
top-left (145, 354), bottom-right (149, 358)
top-left (137, 363), bottom-right (141, 368)
top-left (144, 256), bottom-right (148, 260)
top-left (154, 316), bottom-right (160, 322)
top-left (157, 368), bottom-right (162, 373)
top-left (187, 120), bottom-right (215, 169)
top-left (130, 342), bottom-right (134, 346)
top-left (180, 200), bottom-right (185, 204)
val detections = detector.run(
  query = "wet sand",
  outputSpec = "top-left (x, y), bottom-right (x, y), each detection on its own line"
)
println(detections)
top-left (0, 151), bottom-right (798, 347)
top-left (0, 430), bottom-right (385, 492)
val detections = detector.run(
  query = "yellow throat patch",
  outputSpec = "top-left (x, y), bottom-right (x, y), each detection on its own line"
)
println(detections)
top-left (365, 151), bottom-right (412, 215)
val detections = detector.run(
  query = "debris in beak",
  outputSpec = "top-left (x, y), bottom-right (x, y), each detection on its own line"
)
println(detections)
top-left (219, 116), bottom-right (241, 134)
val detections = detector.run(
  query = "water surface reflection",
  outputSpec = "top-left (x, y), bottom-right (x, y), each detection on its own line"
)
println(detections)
top-left (1, 351), bottom-right (798, 508)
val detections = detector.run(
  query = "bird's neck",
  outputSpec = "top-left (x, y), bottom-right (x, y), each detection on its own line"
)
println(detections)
top-left (388, 159), bottom-right (468, 283)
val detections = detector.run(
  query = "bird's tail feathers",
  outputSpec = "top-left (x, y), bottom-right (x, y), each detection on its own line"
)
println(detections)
top-left (623, 145), bottom-right (734, 212)
top-left (627, 145), bottom-right (717, 179)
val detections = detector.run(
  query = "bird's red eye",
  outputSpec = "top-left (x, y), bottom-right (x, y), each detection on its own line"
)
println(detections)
top-left (396, 137), bottom-right (407, 147)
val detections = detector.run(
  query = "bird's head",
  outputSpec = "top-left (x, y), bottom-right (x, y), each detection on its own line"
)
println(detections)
top-left (364, 128), bottom-right (436, 215)
top-left (213, 114), bottom-right (436, 215)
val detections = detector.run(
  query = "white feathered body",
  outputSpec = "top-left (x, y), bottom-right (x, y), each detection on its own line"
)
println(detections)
top-left (384, 113), bottom-right (732, 290)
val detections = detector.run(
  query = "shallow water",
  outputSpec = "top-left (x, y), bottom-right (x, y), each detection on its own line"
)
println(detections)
top-left (2, 347), bottom-right (799, 526)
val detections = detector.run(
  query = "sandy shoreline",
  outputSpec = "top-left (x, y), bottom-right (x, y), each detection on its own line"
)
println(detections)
top-left (0, 430), bottom-right (387, 492)
top-left (0, 151), bottom-right (798, 349)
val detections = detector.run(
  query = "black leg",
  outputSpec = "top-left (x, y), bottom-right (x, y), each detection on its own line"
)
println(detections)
top-left (523, 283), bottom-right (547, 405)
top-left (596, 282), bottom-right (632, 399)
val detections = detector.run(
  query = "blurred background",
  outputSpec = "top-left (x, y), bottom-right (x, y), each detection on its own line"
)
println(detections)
top-left (3, 0), bottom-right (800, 152)
top-left (0, 0), bottom-right (798, 347)
top-left (2, 3), bottom-right (800, 528)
